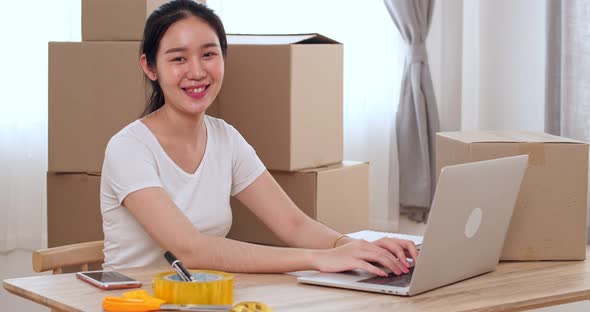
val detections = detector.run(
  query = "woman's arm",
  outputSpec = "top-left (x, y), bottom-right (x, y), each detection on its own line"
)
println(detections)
top-left (124, 186), bottom-right (313, 273)
top-left (234, 171), bottom-right (419, 274)
top-left (124, 172), bottom-right (417, 275)
top-left (234, 171), bottom-right (342, 249)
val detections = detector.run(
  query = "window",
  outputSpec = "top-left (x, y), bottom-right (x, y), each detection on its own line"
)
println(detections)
top-left (0, 0), bottom-right (81, 252)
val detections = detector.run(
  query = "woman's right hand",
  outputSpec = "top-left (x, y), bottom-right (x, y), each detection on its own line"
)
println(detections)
top-left (310, 239), bottom-right (417, 277)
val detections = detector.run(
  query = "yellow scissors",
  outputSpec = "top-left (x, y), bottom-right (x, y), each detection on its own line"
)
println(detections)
top-left (103, 290), bottom-right (272, 312)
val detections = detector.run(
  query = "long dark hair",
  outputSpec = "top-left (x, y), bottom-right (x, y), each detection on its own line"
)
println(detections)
top-left (140, 0), bottom-right (227, 117)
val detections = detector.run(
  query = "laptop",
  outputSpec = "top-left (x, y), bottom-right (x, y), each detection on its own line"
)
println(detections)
top-left (298, 155), bottom-right (528, 296)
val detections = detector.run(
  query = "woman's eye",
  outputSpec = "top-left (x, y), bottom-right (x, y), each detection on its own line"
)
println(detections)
top-left (203, 52), bottom-right (216, 58)
top-left (172, 56), bottom-right (185, 62)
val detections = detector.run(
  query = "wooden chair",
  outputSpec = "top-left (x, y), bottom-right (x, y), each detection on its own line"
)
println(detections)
top-left (32, 240), bottom-right (104, 274)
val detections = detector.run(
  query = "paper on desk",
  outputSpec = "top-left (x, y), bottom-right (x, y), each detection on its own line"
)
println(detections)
top-left (346, 230), bottom-right (423, 245)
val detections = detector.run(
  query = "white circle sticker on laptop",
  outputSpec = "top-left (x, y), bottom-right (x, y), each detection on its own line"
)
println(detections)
top-left (465, 208), bottom-right (483, 238)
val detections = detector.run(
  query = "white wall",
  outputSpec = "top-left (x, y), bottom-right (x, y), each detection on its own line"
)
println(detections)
top-left (462, 0), bottom-right (546, 131)
top-left (431, 0), bottom-right (546, 132)
top-left (429, 0), bottom-right (464, 132)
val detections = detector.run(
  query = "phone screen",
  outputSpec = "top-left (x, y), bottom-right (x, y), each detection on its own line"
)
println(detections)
top-left (81, 271), bottom-right (137, 283)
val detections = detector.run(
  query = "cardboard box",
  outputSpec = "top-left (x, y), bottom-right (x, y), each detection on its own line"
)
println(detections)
top-left (217, 34), bottom-right (343, 171)
top-left (49, 42), bottom-right (146, 173)
top-left (47, 172), bottom-right (103, 248)
top-left (227, 161), bottom-right (369, 246)
top-left (436, 131), bottom-right (589, 260)
top-left (82, 0), bottom-right (169, 41)
top-left (47, 162), bottom-right (368, 248)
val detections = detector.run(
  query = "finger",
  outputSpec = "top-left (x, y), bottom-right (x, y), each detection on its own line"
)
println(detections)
top-left (390, 246), bottom-right (412, 268)
top-left (402, 241), bottom-right (419, 264)
top-left (387, 256), bottom-right (409, 275)
top-left (374, 240), bottom-right (412, 269)
top-left (404, 250), bottom-right (416, 265)
top-left (363, 249), bottom-right (405, 275)
top-left (389, 239), bottom-right (417, 265)
top-left (357, 260), bottom-right (388, 277)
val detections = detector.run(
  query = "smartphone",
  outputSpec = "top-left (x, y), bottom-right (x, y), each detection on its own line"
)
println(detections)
top-left (76, 270), bottom-right (143, 290)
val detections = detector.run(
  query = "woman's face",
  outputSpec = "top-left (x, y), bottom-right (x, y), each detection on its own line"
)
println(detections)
top-left (147, 16), bottom-right (224, 116)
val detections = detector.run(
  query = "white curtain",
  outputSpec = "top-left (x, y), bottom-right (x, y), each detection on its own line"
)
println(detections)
top-left (0, 0), bottom-right (80, 253)
top-left (207, 0), bottom-right (406, 231)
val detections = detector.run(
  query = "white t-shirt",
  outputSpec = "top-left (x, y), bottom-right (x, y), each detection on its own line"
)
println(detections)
top-left (100, 116), bottom-right (266, 269)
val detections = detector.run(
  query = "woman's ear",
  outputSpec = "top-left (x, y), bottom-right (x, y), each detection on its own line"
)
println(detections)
top-left (140, 54), bottom-right (157, 81)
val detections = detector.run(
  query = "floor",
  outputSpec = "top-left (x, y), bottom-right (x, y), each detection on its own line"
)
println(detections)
top-left (398, 215), bottom-right (590, 312)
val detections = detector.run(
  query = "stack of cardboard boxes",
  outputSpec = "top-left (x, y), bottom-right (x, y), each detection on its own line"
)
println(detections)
top-left (219, 34), bottom-right (370, 246)
top-left (47, 1), bottom-right (370, 249)
top-left (48, 0), bottom-right (170, 248)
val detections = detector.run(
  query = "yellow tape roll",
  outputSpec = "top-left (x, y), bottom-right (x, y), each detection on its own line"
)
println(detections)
top-left (153, 270), bottom-right (233, 305)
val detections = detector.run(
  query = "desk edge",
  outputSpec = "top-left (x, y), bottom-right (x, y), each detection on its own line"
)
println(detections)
top-left (3, 279), bottom-right (81, 312)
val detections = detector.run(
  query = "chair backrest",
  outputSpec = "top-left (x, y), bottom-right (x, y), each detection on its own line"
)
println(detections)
top-left (32, 240), bottom-right (105, 274)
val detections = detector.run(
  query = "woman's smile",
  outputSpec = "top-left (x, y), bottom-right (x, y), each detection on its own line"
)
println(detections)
top-left (183, 84), bottom-right (209, 99)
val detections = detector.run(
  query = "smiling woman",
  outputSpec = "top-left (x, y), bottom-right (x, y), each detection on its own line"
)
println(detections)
top-left (100, 0), bottom-right (417, 275)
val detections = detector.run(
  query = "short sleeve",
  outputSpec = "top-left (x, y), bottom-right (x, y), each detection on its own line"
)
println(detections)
top-left (102, 136), bottom-right (163, 204)
top-left (230, 126), bottom-right (266, 196)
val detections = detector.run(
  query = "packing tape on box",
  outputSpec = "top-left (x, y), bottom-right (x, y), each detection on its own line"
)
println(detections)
top-left (153, 270), bottom-right (234, 305)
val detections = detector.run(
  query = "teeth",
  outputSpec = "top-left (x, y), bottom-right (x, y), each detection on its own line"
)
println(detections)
top-left (186, 87), bottom-right (206, 93)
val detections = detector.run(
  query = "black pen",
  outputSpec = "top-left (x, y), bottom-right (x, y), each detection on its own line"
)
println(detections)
top-left (164, 251), bottom-right (196, 282)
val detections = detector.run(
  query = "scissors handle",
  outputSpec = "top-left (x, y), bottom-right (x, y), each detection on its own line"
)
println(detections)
top-left (103, 296), bottom-right (161, 312)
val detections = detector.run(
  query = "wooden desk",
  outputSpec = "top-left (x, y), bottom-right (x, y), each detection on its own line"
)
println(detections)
top-left (4, 249), bottom-right (590, 312)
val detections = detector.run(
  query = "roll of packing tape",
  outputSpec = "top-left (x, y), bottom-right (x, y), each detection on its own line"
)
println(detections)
top-left (153, 270), bottom-right (234, 305)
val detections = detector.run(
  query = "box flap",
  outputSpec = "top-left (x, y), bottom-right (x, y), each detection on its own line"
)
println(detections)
top-left (227, 33), bottom-right (340, 45)
top-left (297, 161), bottom-right (368, 173)
top-left (48, 171), bottom-right (102, 177)
top-left (438, 131), bottom-right (586, 144)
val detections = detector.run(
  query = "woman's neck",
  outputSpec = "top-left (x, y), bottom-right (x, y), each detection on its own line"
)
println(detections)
top-left (143, 105), bottom-right (206, 144)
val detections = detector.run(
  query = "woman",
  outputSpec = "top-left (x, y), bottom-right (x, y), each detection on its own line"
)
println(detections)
top-left (100, 0), bottom-right (417, 276)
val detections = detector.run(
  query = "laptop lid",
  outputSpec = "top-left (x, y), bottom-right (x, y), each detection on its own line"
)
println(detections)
top-left (408, 155), bottom-right (528, 295)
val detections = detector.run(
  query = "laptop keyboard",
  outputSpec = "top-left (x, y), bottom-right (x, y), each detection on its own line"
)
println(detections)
top-left (358, 267), bottom-right (414, 287)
